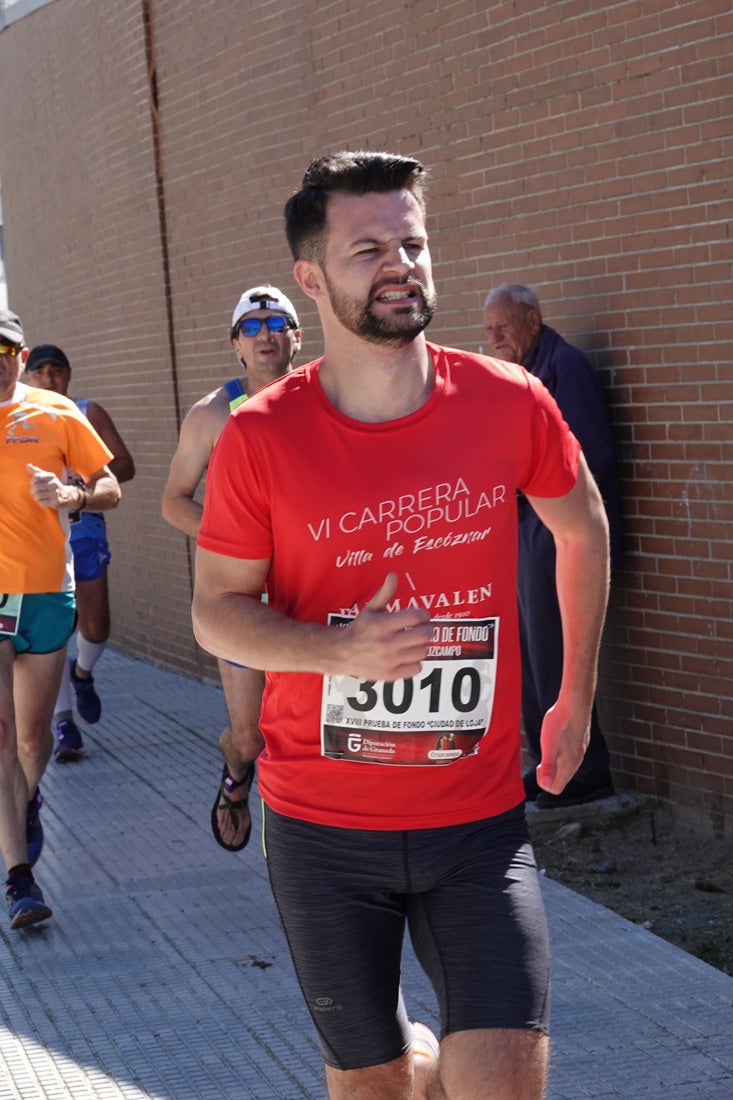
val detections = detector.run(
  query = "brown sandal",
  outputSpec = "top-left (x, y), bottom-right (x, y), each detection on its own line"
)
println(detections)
top-left (210, 762), bottom-right (255, 852)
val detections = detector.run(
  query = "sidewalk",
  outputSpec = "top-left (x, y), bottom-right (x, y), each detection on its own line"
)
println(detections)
top-left (1, 649), bottom-right (731, 1099)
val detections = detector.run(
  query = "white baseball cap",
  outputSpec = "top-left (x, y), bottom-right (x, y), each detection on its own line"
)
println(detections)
top-left (0, 308), bottom-right (24, 345)
top-left (230, 285), bottom-right (299, 336)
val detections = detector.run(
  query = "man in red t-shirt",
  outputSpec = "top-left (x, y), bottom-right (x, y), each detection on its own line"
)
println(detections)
top-left (193, 152), bottom-right (610, 1100)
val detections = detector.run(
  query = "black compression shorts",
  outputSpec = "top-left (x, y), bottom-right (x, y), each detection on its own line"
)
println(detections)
top-left (263, 801), bottom-right (550, 1070)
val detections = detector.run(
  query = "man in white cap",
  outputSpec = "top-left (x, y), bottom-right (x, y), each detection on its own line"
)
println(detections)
top-left (0, 308), bottom-right (120, 929)
top-left (162, 285), bottom-right (302, 852)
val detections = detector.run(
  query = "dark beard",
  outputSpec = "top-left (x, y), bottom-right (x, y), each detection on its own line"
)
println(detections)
top-left (325, 274), bottom-right (436, 347)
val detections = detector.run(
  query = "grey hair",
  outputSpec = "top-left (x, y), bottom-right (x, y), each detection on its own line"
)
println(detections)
top-left (483, 283), bottom-right (541, 311)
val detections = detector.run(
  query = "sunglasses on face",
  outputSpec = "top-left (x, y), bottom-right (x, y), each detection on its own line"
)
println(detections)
top-left (0, 342), bottom-right (23, 357)
top-left (237, 315), bottom-right (292, 337)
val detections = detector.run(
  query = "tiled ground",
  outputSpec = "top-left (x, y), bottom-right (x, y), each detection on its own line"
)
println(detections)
top-left (1, 649), bottom-right (731, 1099)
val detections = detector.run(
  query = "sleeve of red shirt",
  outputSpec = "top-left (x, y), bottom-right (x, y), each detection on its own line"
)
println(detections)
top-left (519, 370), bottom-right (581, 499)
top-left (198, 411), bottom-right (274, 560)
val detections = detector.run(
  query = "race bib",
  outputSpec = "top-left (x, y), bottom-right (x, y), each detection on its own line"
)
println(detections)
top-left (321, 616), bottom-right (498, 765)
top-left (0, 593), bottom-right (23, 637)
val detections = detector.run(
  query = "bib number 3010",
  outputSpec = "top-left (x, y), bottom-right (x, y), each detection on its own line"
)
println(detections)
top-left (321, 616), bottom-right (498, 766)
top-left (347, 665), bottom-right (482, 716)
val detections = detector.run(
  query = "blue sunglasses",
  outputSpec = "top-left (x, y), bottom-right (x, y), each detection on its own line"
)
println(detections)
top-left (237, 315), bottom-right (292, 337)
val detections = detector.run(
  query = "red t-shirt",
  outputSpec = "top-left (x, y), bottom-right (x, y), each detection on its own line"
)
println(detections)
top-left (198, 344), bottom-right (580, 830)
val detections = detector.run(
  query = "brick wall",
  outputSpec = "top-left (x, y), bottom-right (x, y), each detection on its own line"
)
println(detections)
top-left (0, 0), bottom-right (730, 832)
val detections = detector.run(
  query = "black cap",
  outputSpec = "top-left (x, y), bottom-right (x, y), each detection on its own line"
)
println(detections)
top-left (25, 344), bottom-right (71, 372)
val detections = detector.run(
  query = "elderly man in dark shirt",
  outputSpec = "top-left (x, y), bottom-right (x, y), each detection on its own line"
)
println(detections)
top-left (484, 283), bottom-right (622, 807)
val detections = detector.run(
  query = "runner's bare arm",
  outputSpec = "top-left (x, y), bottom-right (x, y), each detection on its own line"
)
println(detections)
top-left (162, 398), bottom-right (224, 539)
top-left (27, 463), bottom-right (121, 513)
top-left (86, 401), bottom-right (136, 483)
top-left (525, 454), bottom-right (610, 794)
top-left (192, 550), bottom-right (433, 682)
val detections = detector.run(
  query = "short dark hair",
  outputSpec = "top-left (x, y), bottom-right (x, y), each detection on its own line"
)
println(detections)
top-left (284, 150), bottom-right (427, 262)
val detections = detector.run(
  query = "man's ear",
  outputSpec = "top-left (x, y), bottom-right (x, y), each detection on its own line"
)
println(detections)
top-left (528, 307), bottom-right (542, 337)
top-left (294, 258), bottom-right (325, 301)
top-left (230, 337), bottom-right (247, 369)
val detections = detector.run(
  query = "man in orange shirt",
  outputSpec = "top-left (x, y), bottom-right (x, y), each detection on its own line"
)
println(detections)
top-left (0, 309), bottom-right (120, 929)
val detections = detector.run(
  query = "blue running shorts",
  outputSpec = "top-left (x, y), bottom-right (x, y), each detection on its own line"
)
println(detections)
top-left (1, 593), bottom-right (77, 654)
top-left (263, 801), bottom-right (550, 1070)
top-left (71, 535), bottom-right (112, 582)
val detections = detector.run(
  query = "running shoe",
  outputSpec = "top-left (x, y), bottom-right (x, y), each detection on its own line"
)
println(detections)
top-left (54, 717), bottom-right (84, 762)
top-left (26, 787), bottom-right (44, 867)
top-left (6, 876), bottom-right (53, 930)
top-left (69, 658), bottom-right (101, 723)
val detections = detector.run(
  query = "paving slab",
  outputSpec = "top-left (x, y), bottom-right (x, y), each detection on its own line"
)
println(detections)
top-left (1, 649), bottom-right (731, 1099)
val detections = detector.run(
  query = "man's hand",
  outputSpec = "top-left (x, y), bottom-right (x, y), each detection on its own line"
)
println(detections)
top-left (27, 463), bottom-right (82, 511)
top-left (529, 457), bottom-right (610, 797)
top-left (339, 573), bottom-right (433, 683)
top-left (536, 696), bottom-right (592, 795)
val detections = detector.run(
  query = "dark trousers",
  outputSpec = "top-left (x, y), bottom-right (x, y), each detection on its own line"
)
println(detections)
top-left (517, 513), bottom-right (610, 783)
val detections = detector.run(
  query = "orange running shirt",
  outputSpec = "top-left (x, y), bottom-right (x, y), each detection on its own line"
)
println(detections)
top-left (1, 383), bottom-right (113, 593)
